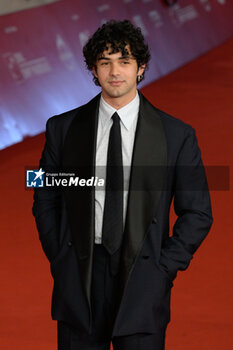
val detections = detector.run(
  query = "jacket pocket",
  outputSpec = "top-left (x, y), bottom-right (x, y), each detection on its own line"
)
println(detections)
top-left (50, 241), bottom-right (70, 271)
top-left (140, 253), bottom-right (174, 287)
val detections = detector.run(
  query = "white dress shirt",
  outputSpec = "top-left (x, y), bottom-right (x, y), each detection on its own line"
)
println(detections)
top-left (95, 91), bottom-right (140, 244)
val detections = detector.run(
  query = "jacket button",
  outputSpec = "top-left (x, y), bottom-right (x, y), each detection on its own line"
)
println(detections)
top-left (152, 218), bottom-right (157, 224)
top-left (142, 255), bottom-right (149, 259)
top-left (67, 241), bottom-right (73, 247)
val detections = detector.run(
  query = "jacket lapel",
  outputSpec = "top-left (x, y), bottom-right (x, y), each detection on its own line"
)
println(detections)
top-left (115, 91), bottom-right (167, 317)
top-left (62, 94), bottom-right (100, 320)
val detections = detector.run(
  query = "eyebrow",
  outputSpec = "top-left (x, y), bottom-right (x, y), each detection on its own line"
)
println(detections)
top-left (97, 55), bottom-right (132, 61)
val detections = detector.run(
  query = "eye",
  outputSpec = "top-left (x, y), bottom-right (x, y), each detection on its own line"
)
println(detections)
top-left (121, 61), bottom-right (130, 65)
top-left (100, 62), bottom-right (109, 66)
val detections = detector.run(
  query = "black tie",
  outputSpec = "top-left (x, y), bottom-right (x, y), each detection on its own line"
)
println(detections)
top-left (102, 112), bottom-right (124, 256)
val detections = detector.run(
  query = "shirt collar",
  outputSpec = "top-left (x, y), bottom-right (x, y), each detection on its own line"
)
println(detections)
top-left (99, 91), bottom-right (139, 131)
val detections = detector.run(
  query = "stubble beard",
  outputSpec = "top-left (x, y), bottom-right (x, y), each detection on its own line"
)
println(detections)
top-left (104, 82), bottom-right (136, 99)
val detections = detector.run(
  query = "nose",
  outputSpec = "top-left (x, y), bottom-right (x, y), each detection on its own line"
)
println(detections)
top-left (109, 63), bottom-right (119, 76)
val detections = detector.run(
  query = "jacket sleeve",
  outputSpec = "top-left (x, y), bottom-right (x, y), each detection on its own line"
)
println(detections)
top-left (159, 126), bottom-right (213, 280)
top-left (32, 117), bottom-right (61, 262)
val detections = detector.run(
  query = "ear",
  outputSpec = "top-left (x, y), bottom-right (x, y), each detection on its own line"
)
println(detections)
top-left (137, 64), bottom-right (146, 77)
top-left (92, 66), bottom-right (98, 78)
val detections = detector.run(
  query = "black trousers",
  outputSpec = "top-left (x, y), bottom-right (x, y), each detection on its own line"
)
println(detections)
top-left (57, 244), bottom-right (166, 350)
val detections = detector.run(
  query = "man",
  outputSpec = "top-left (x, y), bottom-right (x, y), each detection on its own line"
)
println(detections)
top-left (33, 20), bottom-right (213, 350)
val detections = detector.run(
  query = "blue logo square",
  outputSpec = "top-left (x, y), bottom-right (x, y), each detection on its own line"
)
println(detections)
top-left (26, 169), bottom-right (45, 187)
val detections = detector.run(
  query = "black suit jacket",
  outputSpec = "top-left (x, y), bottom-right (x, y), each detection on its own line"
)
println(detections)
top-left (33, 91), bottom-right (212, 337)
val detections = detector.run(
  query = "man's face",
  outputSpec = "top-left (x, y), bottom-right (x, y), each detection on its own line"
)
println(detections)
top-left (93, 45), bottom-right (145, 106)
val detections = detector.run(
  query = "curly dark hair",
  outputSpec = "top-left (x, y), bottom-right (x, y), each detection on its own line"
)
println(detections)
top-left (83, 20), bottom-right (151, 86)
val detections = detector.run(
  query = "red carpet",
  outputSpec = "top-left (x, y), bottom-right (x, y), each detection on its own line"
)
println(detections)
top-left (1, 38), bottom-right (232, 349)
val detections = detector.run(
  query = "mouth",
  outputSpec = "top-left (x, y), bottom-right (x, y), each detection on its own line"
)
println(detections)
top-left (109, 81), bottom-right (124, 87)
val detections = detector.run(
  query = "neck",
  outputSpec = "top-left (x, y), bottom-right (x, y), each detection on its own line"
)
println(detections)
top-left (101, 91), bottom-right (137, 110)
